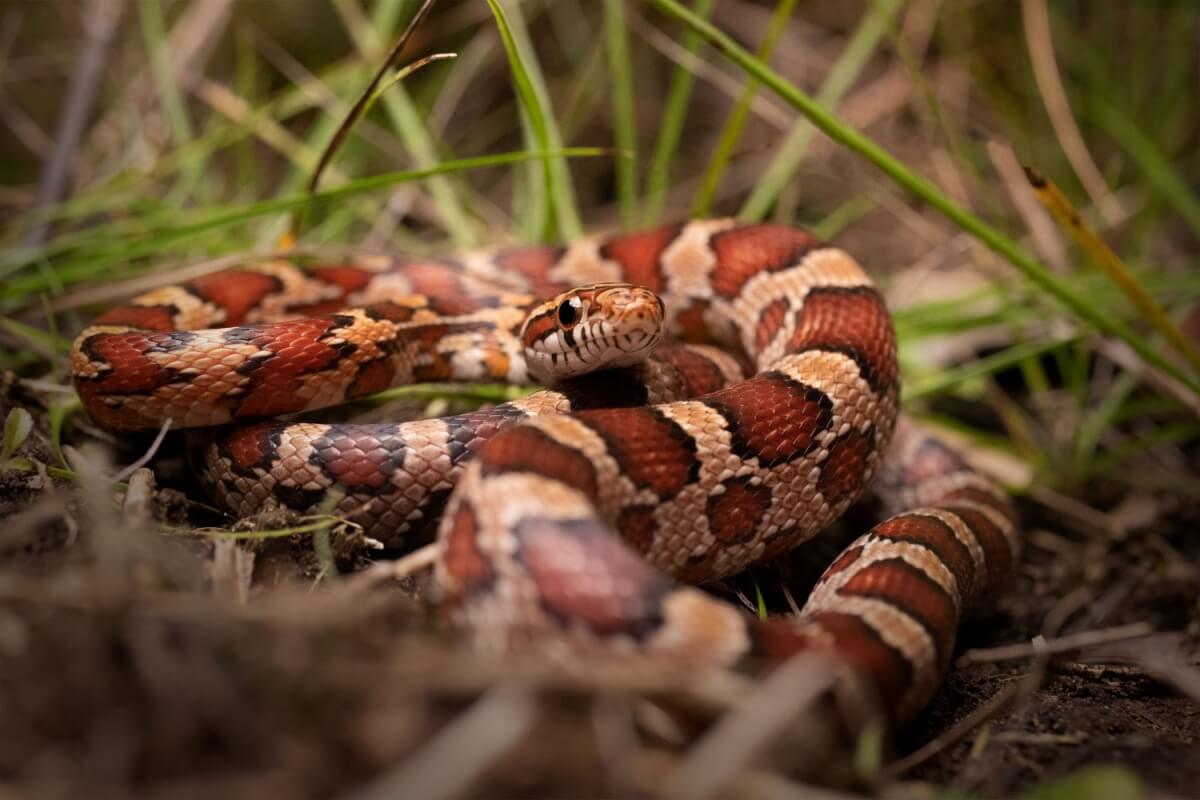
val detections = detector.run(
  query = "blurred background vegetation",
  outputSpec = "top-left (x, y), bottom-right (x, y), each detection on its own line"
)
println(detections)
top-left (0, 2), bottom-right (1198, 798)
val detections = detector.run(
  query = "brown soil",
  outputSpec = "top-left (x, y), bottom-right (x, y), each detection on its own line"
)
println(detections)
top-left (2, 376), bottom-right (1198, 800)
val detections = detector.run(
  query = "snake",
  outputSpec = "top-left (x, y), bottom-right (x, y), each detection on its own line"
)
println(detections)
top-left (71, 219), bottom-right (1019, 735)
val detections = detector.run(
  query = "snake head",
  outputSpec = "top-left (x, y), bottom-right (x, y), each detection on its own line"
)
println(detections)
top-left (520, 283), bottom-right (665, 383)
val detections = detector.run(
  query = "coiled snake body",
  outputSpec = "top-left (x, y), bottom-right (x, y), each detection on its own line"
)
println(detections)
top-left (72, 219), bottom-right (1018, 732)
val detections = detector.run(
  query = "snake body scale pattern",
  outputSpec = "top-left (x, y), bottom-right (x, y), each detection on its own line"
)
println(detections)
top-left (71, 218), bottom-right (1018, 733)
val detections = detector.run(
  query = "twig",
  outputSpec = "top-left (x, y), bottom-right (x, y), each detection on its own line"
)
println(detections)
top-left (1095, 338), bottom-right (1200, 419)
top-left (307, 0), bottom-right (440, 196)
top-left (882, 681), bottom-right (1021, 778)
top-left (1131, 655), bottom-right (1200, 704)
top-left (112, 417), bottom-right (172, 485)
top-left (957, 622), bottom-right (1156, 666)
top-left (637, 750), bottom-right (865, 800)
top-left (1026, 484), bottom-right (1118, 538)
top-left (121, 466), bottom-right (157, 524)
top-left (370, 543), bottom-right (438, 581)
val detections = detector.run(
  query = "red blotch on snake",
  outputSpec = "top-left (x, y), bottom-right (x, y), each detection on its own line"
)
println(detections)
top-left (598, 223), bottom-right (680, 292)
top-left (94, 305), bottom-right (180, 332)
top-left (754, 297), bottom-right (791, 354)
top-left (494, 246), bottom-right (567, 296)
top-left (656, 346), bottom-right (736, 395)
top-left (518, 518), bottom-right (669, 638)
top-left (706, 476), bottom-right (772, 544)
top-left (617, 504), bottom-right (658, 556)
top-left (806, 610), bottom-right (913, 711)
top-left (442, 502), bottom-right (495, 594)
top-left (710, 224), bottom-right (819, 299)
top-left (232, 317), bottom-right (357, 417)
top-left (871, 513), bottom-right (979, 603)
top-left (837, 558), bottom-right (958, 667)
top-left (310, 264), bottom-right (375, 295)
top-left (402, 261), bottom-right (490, 315)
top-left (314, 430), bottom-right (401, 490)
top-left (190, 271), bottom-right (282, 326)
top-left (479, 426), bottom-right (598, 502)
top-left (704, 372), bottom-right (832, 466)
top-left (943, 504), bottom-right (1012, 590)
top-left (347, 358), bottom-right (397, 399)
top-left (817, 428), bottom-right (875, 509)
top-left (578, 407), bottom-right (696, 500)
top-left (222, 422), bottom-right (276, 472)
top-left (789, 286), bottom-right (897, 393)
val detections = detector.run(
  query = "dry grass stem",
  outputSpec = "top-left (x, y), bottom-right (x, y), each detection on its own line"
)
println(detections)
top-left (957, 622), bottom-right (1156, 666)
top-left (1021, 0), bottom-right (1124, 226)
top-left (664, 653), bottom-right (850, 799)
top-left (346, 686), bottom-right (535, 800)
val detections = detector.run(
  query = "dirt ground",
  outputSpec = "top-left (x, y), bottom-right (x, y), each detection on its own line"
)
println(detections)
top-left (2, 376), bottom-right (1198, 800)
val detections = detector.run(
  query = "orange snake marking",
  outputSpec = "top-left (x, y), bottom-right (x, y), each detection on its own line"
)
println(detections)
top-left (427, 221), bottom-right (1019, 735)
top-left (73, 220), bottom-right (1018, 738)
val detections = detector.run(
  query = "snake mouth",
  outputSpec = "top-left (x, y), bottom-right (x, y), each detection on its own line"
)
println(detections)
top-left (551, 323), bottom-right (663, 374)
top-left (611, 325), bottom-right (661, 353)
top-left (522, 283), bottom-right (667, 382)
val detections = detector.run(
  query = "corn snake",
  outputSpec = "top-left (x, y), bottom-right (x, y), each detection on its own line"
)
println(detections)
top-left (71, 219), bottom-right (1018, 732)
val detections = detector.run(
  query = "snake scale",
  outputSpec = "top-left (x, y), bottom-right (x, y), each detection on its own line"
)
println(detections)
top-left (71, 219), bottom-right (1018, 734)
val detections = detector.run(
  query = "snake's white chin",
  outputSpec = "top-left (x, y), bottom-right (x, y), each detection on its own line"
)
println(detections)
top-left (525, 330), bottom-right (663, 383)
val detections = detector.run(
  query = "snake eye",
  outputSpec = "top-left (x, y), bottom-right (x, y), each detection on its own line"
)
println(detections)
top-left (557, 296), bottom-right (582, 328)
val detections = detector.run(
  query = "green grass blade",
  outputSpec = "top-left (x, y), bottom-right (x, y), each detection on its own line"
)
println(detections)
top-left (650, 0), bottom-right (1200, 398)
top-left (811, 195), bottom-right (874, 240)
top-left (137, 0), bottom-right (202, 197)
top-left (336, 0), bottom-right (477, 248)
top-left (137, 0), bottom-right (193, 144)
top-left (1073, 371), bottom-right (1138, 471)
top-left (1092, 420), bottom-right (1200, 479)
top-left (739, 0), bottom-right (902, 221)
top-left (0, 317), bottom-right (71, 356)
top-left (904, 336), bottom-right (1084, 402)
top-left (486, 0), bottom-right (582, 242)
top-left (1090, 97), bottom-right (1200, 240)
top-left (604, 0), bottom-right (638, 228)
top-left (0, 149), bottom-right (606, 305)
top-left (691, 0), bottom-right (797, 217)
top-left (644, 0), bottom-right (715, 224)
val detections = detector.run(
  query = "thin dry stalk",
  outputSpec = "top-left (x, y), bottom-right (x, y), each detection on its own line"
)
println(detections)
top-left (112, 417), bottom-right (172, 485)
top-left (883, 680), bottom-right (1021, 778)
top-left (1021, 0), bottom-right (1124, 225)
top-left (373, 543), bottom-right (437, 580)
top-left (988, 140), bottom-right (1068, 270)
top-left (957, 622), bottom-right (1156, 666)
top-left (1132, 656), bottom-right (1200, 704)
top-left (22, 0), bottom-right (125, 247)
top-left (346, 685), bottom-right (535, 800)
top-left (663, 653), bottom-right (847, 799)
top-left (307, 0), bottom-right (441, 195)
top-left (1096, 335), bottom-right (1200, 419)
